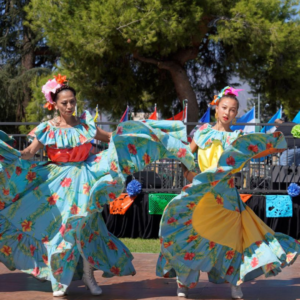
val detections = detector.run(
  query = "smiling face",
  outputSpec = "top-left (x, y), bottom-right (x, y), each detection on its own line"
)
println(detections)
top-left (54, 89), bottom-right (77, 117)
top-left (215, 97), bottom-right (238, 124)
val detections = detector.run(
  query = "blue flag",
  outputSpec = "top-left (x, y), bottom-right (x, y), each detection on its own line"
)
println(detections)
top-left (231, 107), bottom-right (255, 133)
top-left (261, 108), bottom-right (282, 133)
top-left (199, 107), bottom-right (210, 123)
top-left (292, 111), bottom-right (300, 123)
top-left (120, 106), bottom-right (129, 122)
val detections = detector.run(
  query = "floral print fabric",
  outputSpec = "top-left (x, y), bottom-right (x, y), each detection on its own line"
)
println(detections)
top-left (193, 123), bottom-right (243, 150)
top-left (156, 127), bottom-right (300, 288)
top-left (0, 112), bottom-right (194, 292)
top-left (28, 111), bottom-right (97, 148)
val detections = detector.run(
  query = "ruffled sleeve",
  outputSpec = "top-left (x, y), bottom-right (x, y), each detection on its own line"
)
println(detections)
top-left (193, 123), bottom-right (244, 150)
top-left (27, 110), bottom-right (97, 148)
top-left (27, 122), bottom-right (51, 145)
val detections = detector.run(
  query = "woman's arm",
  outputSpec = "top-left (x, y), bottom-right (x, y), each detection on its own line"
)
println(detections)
top-left (182, 164), bottom-right (197, 182)
top-left (189, 139), bottom-right (198, 153)
top-left (20, 138), bottom-right (43, 160)
top-left (181, 139), bottom-right (198, 182)
top-left (94, 127), bottom-right (112, 143)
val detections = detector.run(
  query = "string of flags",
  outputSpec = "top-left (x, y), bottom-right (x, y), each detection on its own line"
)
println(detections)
top-left (95, 103), bottom-right (299, 132)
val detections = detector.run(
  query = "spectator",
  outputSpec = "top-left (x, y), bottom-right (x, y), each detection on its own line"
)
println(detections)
top-left (275, 118), bottom-right (300, 166)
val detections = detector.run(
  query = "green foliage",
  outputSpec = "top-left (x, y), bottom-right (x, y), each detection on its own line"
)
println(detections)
top-left (214, 0), bottom-right (300, 119)
top-left (24, 0), bottom-right (210, 119)
top-left (25, 0), bottom-right (300, 120)
top-left (19, 72), bottom-right (51, 134)
top-left (0, 64), bottom-right (19, 133)
top-left (0, 0), bottom-right (56, 127)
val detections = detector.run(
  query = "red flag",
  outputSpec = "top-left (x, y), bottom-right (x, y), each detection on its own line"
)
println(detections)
top-left (167, 110), bottom-right (183, 120)
top-left (120, 106), bottom-right (129, 122)
top-left (148, 107), bottom-right (157, 120)
top-left (167, 106), bottom-right (187, 121)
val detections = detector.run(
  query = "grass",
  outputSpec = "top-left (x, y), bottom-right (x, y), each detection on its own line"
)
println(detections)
top-left (120, 238), bottom-right (160, 253)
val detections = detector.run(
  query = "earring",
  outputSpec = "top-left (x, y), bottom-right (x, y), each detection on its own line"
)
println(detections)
top-left (215, 112), bottom-right (218, 119)
top-left (232, 118), bottom-right (237, 125)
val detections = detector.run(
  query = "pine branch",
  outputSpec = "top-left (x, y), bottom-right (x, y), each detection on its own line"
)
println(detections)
top-left (133, 51), bottom-right (182, 72)
top-left (132, 51), bottom-right (159, 66)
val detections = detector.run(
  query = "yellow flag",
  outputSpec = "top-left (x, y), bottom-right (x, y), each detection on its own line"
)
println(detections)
top-left (94, 105), bottom-right (99, 122)
top-left (73, 105), bottom-right (77, 116)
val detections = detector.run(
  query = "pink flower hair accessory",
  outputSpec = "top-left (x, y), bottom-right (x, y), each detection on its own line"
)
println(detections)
top-left (42, 74), bottom-right (68, 110)
top-left (210, 86), bottom-right (243, 106)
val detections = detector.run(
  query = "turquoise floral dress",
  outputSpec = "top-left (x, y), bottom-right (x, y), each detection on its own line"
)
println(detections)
top-left (0, 111), bottom-right (194, 293)
top-left (156, 124), bottom-right (300, 288)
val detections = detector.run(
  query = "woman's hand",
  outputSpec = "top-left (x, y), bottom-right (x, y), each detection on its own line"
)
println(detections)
top-left (94, 127), bottom-right (112, 143)
top-left (20, 150), bottom-right (35, 160)
top-left (182, 164), bottom-right (197, 183)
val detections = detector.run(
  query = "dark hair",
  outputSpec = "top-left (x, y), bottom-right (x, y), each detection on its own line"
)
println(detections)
top-left (219, 94), bottom-right (239, 110)
top-left (51, 85), bottom-right (76, 102)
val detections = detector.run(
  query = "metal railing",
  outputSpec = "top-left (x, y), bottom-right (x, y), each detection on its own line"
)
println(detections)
top-left (1, 121), bottom-right (299, 194)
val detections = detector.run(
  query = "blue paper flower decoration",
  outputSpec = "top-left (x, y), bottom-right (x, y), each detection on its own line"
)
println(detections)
top-left (126, 179), bottom-right (142, 197)
top-left (287, 183), bottom-right (300, 197)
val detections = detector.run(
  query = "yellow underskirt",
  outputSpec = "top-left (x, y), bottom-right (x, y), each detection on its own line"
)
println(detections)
top-left (198, 141), bottom-right (224, 172)
top-left (192, 192), bottom-right (274, 253)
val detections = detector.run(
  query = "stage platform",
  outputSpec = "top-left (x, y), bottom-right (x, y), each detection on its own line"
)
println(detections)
top-left (1, 253), bottom-right (300, 300)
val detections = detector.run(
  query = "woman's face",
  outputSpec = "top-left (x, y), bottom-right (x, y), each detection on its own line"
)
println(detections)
top-left (54, 90), bottom-right (76, 117)
top-left (216, 97), bottom-right (238, 124)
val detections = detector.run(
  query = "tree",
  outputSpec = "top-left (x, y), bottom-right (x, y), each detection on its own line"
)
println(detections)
top-left (26, 0), bottom-right (300, 129)
top-left (0, 0), bottom-right (56, 128)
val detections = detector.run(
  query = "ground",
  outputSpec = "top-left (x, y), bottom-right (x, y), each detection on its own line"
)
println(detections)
top-left (1, 253), bottom-right (300, 300)
top-left (120, 238), bottom-right (160, 253)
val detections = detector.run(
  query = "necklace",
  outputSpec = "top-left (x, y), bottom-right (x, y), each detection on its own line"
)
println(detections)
top-left (53, 116), bottom-right (61, 126)
top-left (52, 116), bottom-right (79, 128)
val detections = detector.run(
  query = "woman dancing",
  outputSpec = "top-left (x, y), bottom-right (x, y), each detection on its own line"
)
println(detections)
top-left (0, 75), bottom-right (194, 297)
top-left (156, 87), bottom-right (300, 298)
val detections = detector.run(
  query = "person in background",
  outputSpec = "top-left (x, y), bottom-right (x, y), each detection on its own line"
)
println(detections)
top-left (275, 118), bottom-right (300, 166)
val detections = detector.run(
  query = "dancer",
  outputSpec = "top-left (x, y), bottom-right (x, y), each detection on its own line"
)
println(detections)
top-left (156, 86), bottom-right (300, 299)
top-left (0, 75), bottom-right (194, 297)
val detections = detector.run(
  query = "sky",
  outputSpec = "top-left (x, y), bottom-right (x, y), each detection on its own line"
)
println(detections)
top-left (231, 80), bottom-right (253, 118)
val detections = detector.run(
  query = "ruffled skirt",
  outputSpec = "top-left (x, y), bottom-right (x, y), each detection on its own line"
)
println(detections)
top-left (0, 120), bottom-right (194, 292)
top-left (156, 132), bottom-right (300, 287)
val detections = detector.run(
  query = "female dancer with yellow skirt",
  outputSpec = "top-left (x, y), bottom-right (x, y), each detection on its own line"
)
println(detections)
top-left (156, 87), bottom-right (300, 298)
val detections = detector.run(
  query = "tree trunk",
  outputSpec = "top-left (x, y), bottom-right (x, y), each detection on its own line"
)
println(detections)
top-left (167, 62), bottom-right (199, 131)
top-left (17, 25), bottom-right (35, 122)
top-left (133, 47), bottom-right (200, 132)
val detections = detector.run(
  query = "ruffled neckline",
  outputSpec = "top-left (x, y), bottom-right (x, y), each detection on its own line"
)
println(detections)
top-left (48, 120), bottom-right (84, 129)
top-left (28, 110), bottom-right (97, 149)
top-left (193, 123), bottom-right (243, 150)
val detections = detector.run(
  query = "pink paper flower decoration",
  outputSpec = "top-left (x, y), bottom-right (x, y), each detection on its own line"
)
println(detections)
top-left (42, 78), bottom-right (62, 104)
top-left (224, 87), bottom-right (243, 97)
top-left (210, 86), bottom-right (243, 105)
